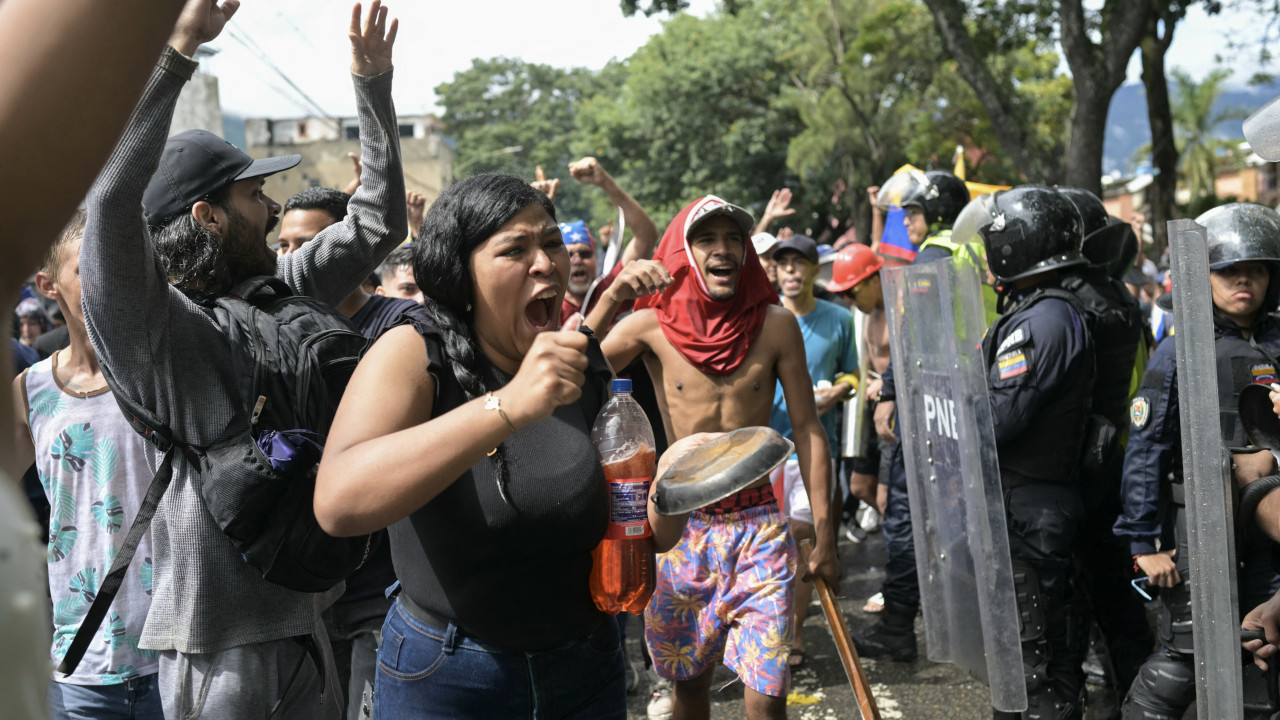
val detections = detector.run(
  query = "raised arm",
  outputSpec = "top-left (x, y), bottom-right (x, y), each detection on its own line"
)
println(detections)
top-left (753, 188), bottom-right (796, 236)
top-left (583, 260), bottom-right (672, 336)
top-left (277, 1), bottom-right (406, 306)
top-left (80, 6), bottom-right (244, 445)
top-left (569, 158), bottom-right (658, 264)
top-left (600, 308), bottom-right (657, 373)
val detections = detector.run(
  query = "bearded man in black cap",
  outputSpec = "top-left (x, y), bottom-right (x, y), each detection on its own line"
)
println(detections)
top-left (76, 2), bottom-right (405, 717)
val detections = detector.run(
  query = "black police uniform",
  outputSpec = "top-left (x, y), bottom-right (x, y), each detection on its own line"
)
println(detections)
top-left (984, 279), bottom-right (1094, 719)
top-left (1115, 314), bottom-right (1280, 719)
top-left (1060, 265), bottom-right (1154, 694)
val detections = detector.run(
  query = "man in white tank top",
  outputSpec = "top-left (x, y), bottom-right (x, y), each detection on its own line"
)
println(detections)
top-left (11, 213), bottom-right (163, 719)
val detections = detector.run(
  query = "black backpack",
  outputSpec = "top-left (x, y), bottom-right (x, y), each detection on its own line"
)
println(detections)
top-left (59, 276), bottom-right (374, 675)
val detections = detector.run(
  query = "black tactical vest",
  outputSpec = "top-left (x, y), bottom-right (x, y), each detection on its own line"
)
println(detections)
top-left (1213, 316), bottom-right (1280, 447)
top-left (1061, 269), bottom-right (1145, 432)
top-left (984, 286), bottom-right (1096, 486)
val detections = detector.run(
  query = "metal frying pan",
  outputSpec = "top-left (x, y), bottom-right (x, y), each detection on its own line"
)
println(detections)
top-left (651, 426), bottom-right (794, 516)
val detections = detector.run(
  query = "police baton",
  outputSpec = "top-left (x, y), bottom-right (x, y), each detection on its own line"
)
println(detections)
top-left (799, 539), bottom-right (881, 720)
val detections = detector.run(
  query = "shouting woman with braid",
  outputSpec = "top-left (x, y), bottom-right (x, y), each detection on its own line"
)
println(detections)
top-left (315, 174), bottom-right (690, 718)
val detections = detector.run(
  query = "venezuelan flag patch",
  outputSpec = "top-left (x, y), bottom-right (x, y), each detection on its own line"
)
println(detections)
top-left (1252, 364), bottom-right (1277, 385)
top-left (997, 351), bottom-right (1028, 380)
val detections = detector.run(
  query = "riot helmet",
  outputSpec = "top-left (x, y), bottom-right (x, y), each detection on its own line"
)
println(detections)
top-left (1058, 186), bottom-right (1140, 279)
top-left (1198, 202), bottom-right (1280, 313)
top-left (1057, 187), bottom-right (1109, 237)
top-left (979, 185), bottom-right (1087, 283)
top-left (1196, 202), bottom-right (1280, 270)
top-left (949, 192), bottom-right (999, 250)
top-left (898, 171), bottom-right (969, 230)
top-left (1076, 219), bottom-right (1138, 280)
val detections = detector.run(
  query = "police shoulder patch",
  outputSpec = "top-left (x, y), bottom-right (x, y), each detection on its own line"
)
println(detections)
top-left (997, 349), bottom-right (1029, 380)
top-left (997, 327), bottom-right (1028, 355)
top-left (1130, 396), bottom-right (1151, 430)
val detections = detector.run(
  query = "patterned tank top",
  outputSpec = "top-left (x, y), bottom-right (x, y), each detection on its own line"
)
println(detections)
top-left (23, 352), bottom-right (158, 685)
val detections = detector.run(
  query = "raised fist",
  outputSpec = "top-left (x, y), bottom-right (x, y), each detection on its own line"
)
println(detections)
top-left (568, 157), bottom-right (611, 187)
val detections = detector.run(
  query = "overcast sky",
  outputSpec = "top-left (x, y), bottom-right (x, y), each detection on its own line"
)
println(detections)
top-left (200, 0), bottom-right (1270, 120)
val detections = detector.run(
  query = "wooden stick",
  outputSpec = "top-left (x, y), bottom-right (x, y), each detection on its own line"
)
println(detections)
top-left (799, 539), bottom-right (881, 720)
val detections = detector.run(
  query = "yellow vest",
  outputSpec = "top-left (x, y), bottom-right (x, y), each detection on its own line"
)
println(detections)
top-left (919, 230), bottom-right (1001, 327)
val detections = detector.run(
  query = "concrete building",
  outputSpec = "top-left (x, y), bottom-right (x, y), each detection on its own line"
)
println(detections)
top-left (170, 49), bottom-right (223, 138)
top-left (241, 113), bottom-right (455, 232)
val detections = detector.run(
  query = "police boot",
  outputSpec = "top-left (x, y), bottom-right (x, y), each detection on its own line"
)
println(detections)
top-left (851, 598), bottom-right (917, 661)
top-left (1118, 649), bottom-right (1195, 720)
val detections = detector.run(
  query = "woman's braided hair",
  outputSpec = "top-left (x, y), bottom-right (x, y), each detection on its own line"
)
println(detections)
top-left (412, 174), bottom-right (557, 505)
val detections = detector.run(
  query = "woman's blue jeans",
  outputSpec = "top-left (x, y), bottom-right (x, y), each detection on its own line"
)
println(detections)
top-left (373, 598), bottom-right (626, 719)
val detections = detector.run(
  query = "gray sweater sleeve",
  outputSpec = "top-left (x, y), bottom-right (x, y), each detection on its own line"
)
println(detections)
top-left (275, 70), bottom-right (407, 305)
top-left (81, 47), bottom-right (241, 447)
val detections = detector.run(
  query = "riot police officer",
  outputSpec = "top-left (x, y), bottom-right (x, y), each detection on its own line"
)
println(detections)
top-left (980, 185), bottom-right (1095, 719)
top-left (1057, 187), bottom-right (1154, 698)
top-left (856, 170), bottom-right (970, 662)
top-left (1116, 203), bottom-right (1280, 719)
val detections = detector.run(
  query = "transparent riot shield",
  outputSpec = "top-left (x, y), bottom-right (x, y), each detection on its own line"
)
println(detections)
top-left (1244, 95), bottom-right (1280, 162)
top-left (1167, 218), bottom-right (1244, 718)
top-left (882, 257), bottom-right (1026, 712)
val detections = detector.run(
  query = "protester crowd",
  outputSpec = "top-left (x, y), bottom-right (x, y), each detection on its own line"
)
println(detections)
top-left (12, 2), bottom-right (1280, 720)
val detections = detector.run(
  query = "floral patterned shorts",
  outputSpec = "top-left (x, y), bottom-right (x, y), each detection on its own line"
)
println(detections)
top-left (644, 503), bottom-right (797, 697)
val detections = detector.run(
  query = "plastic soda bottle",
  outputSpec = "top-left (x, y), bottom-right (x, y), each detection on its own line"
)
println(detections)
top-left (589, 378), bottom-right (657, 615)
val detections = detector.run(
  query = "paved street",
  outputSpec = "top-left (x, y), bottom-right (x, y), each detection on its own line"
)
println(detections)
top-left (623, 528), bottom-right (1006, 720)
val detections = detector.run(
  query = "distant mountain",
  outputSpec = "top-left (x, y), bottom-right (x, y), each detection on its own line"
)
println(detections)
top-left (1103, 78), bottom-right (1280, 177)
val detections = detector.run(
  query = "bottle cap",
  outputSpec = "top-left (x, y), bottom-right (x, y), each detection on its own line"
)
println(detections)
top-left (610, 378), bottom-right (632, 393)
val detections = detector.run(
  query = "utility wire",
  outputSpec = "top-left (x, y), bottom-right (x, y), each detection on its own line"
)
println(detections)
top-left (224, 23), bottom-right (341, 131)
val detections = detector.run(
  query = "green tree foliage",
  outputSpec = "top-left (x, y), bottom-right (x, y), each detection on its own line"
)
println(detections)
top-left (436, 0), bottom-right (1073, 238)
top-left (783, 0), bottom-right (1068, 239)
top-left (434, 57), bottom-right (619, 223)
top-left (620, 0), bottom-right (747, 16)
top-left (572, 8), bottom-right (806, 226)
top-left (1171, 68), bottom-right (1248, 201)
top-left (621, 0), bottom-right (688, 15)
top-left (922, 0), bottom-right (1147, 192)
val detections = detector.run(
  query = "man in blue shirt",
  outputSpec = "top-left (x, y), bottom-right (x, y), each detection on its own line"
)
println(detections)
top-left (768, 234), bottom-right (858, 667)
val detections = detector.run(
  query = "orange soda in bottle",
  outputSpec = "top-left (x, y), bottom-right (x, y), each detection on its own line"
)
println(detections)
top-left (589, 378), bottom-right (657, 615)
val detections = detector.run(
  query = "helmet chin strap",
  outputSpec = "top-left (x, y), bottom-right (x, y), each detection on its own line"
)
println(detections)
top-left (995, 284), bottom-right (1016, 315)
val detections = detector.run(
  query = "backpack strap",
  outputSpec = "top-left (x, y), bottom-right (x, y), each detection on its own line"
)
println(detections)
top-left (58, 443), bottom-right (176, 676)
top-left (58, 364), bottom-right (201, 676)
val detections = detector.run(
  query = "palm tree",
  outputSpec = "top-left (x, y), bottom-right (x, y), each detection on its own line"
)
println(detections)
top-left (1170, 68), bottom-right (1248, 201)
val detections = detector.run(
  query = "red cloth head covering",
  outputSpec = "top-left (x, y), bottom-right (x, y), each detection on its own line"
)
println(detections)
top-left (635, 196), bottom-right (778, 375)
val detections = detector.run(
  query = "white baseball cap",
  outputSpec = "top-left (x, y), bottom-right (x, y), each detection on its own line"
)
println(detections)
top-left (752, 232), bottom-right (779, 257)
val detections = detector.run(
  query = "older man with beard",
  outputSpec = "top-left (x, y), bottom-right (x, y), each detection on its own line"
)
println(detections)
top-left (76, 2), bottom-right (405, 717)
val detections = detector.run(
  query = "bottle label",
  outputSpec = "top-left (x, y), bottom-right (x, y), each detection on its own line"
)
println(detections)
top-left (606, 477), bottom-right (652, 540)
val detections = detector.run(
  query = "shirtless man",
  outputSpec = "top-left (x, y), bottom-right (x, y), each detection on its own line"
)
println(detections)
top-left (602, 195), bottom-right (840, 720)
top-left (828, 243), bottom-right (889, 514)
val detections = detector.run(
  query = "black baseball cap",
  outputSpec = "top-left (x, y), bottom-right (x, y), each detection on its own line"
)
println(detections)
top-left (772, 235), bottom-right (819, 265)
top-left (142, 129), bottom-right (301, 227)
